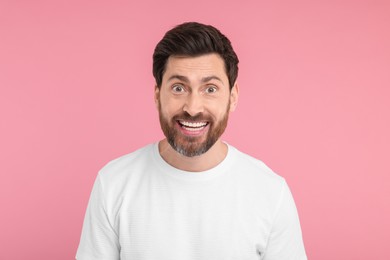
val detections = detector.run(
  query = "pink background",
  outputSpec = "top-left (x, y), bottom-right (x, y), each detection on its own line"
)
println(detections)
top-left (1, 0), bottom-right (389, 259)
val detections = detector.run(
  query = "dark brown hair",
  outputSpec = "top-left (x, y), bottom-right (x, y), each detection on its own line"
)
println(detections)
top-left (153, 22), bottom-right (239, 89)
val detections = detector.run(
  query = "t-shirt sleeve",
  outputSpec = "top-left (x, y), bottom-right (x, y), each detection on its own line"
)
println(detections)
top-left (263, 180), bottom-right (307, 260)
top-left (76, 174), bottom-right (120, 260)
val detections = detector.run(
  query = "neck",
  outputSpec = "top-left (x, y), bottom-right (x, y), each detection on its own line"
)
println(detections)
top-left (158, 139), bottom-right (228, 172)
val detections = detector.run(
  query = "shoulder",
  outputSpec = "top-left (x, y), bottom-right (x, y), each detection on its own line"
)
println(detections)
top-left (229, 145), bottom-right (284, 183)
top-left (228, 145), bottom-right (287, 200)
top-left (97, 143), bottom-right (155, 188)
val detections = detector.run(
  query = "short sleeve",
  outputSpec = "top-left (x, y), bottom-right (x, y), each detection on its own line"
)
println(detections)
top-left (76, 174), bottom-right (120, 260)
top-left (263, 181), bottom-right (307, 260)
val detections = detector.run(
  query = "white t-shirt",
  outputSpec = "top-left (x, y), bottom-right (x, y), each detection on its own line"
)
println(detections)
top-left (76, 143), bottom-right (307, 260)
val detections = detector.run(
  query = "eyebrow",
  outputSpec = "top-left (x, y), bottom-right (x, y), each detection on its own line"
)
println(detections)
top-left (167, 75), bottom-right (190, 83)
top-left (167, 75), bottom-right (224, 84)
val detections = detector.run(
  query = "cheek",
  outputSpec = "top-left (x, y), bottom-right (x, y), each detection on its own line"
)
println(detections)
top-left (159, 101), bottom-right (182, 119)
top-left (160, 96), bottom-right (184, 111)
top-left (207, 101), bottom-right (229, 117)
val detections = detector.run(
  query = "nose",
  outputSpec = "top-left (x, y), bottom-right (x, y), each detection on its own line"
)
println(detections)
top-left (183, 93), bottom-right (204, 116)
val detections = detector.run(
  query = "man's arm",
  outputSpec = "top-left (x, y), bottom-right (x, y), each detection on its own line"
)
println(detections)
top-left (264, 181), bottom-right (307, 260)
top-left (76, 174), bottom-right (120, 260)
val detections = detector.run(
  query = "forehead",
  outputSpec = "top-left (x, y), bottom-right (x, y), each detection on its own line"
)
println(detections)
top-left (163, 53), bottom-right (228, 82)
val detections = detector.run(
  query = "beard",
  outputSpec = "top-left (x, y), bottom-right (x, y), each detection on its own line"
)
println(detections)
top-left (158, 101), bottom-right (230, 157)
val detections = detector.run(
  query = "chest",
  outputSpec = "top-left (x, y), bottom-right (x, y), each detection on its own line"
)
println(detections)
top-left (115, 176), bottom-right (271, 260)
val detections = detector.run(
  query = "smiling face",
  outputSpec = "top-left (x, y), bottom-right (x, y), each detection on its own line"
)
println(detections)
top-left (155, 53), bottom-right (238, 157)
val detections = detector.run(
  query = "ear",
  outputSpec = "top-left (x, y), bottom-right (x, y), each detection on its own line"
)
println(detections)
top-left (229, 83), bottom-right (239, 112)
top-left (154, 85), bottom-right (160, 109)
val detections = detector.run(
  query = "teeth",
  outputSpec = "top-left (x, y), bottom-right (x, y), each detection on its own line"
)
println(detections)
top-left (179, 121), bottom-right (207, 128)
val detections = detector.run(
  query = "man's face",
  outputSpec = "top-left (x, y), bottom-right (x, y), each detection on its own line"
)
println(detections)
top-left (155, 53), bottom-right (238, 157)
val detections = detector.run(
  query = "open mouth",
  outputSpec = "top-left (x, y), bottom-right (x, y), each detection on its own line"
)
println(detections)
top-left (178, 120), bottom-right (209, 132)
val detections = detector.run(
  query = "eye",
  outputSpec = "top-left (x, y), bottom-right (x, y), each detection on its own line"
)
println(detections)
top-left (205, 86), bottom-right (217, 94)
top-left (172, 84), bottom-right (185, 93)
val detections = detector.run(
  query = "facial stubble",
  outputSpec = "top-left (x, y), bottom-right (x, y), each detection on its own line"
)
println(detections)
top-left (158, 100), bottom-right (230, 157)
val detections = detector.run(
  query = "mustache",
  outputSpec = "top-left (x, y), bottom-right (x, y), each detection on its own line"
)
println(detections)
top-left (172, 112), bottom-right (212, 122)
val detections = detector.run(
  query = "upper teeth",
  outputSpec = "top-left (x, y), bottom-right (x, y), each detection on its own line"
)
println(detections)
top-left (180, 121), bottom-right (207, 128)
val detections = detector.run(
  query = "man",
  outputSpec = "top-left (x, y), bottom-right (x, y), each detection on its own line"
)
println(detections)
top-left (76, 22), bottom-right (307, 260)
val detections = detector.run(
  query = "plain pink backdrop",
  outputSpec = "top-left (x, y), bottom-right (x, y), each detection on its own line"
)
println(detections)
top-left (1, 0), bottom-right (389, 259)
